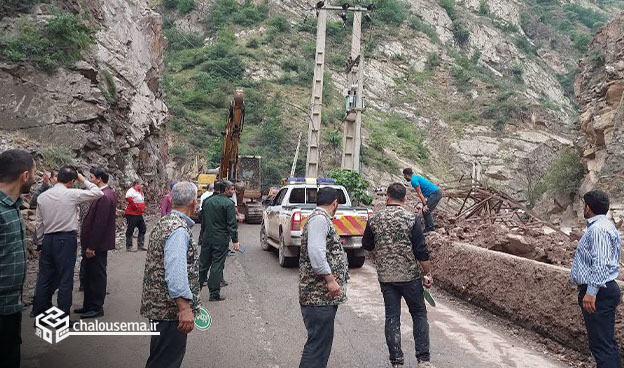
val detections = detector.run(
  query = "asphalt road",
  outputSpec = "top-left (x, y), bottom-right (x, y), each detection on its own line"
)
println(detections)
top-left (21, 223), bottom-right (568, 368)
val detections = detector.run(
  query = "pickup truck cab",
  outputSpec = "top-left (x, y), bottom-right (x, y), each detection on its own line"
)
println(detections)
top-left (260, 178), bottom-right (370, 268)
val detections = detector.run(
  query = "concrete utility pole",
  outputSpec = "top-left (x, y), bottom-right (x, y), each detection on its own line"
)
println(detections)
top-left (342, 11), bottom-right (364, 172)
top-left (305, 9), bottom-right (327, 178)
top-left (305, 3), bottom-right (371, 178)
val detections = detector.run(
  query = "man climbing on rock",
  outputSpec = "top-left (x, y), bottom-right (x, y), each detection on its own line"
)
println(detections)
top-left (403, 168), bottom-right (443, 233)
top-left (363, 183), bottom-right (434, 368)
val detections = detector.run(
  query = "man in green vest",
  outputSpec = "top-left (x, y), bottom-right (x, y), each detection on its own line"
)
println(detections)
top-left (140, 182), bottom-right (201, 368)
top-left (198, 180), bottom-right (240, 301)
top-left (298, 187), bottom-right (348, 368)
top-left (362, 183), bottom-right (434, 368)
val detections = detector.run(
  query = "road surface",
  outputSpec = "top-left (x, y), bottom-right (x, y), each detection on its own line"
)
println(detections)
top-left (22, 223), bottom-right (568, 367)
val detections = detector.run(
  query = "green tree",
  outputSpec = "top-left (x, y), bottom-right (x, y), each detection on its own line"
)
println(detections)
top-left (328, 169), bottom-right (373, 205)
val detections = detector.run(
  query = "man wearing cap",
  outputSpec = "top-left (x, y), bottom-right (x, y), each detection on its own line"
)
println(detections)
top-left (571, 190), bottom-right (621, 368)
top-left (298, 187), bottom-right (348, 368)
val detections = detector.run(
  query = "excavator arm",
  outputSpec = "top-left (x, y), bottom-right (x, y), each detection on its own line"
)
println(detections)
top-left (219, 89), bottom-right (245, 182)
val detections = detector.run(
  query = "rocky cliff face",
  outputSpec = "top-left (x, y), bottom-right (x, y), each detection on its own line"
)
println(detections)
top-left (576, 13), bottom-right (624, 220)
top-left (0, 0), bottom-right (168, 197)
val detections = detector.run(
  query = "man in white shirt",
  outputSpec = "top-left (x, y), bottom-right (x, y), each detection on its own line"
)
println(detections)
top-left (33, 166), bottom-right (103, 319)
top-left (198, 183), bottom-right (214, 213)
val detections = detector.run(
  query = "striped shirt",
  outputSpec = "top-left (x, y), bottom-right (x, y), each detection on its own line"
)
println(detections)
top-left (0, 191), bottom-right (26, 315)
top-left (571, 215), bottom-right (621, 296)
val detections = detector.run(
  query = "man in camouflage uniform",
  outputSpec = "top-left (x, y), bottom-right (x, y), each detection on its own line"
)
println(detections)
top-left (363, 183), bottom-right (434, 368)
top-left (140, 182), bottom-right (201, 368)
top-left (299, 187), bottom-right (348, 368)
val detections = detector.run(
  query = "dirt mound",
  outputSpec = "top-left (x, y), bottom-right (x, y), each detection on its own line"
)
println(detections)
top-left (373, 192), bottom-right (577, 267)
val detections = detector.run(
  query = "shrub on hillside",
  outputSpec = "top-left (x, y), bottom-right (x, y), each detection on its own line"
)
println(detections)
top-left (452, 21), bottom-right (469, 44)
top-left (0, 14), bottom-right (94, 71)
top-left (408, 16), bottom-right (439, 42)
top-left (570, 31), bottom-right (591, 52)
top-left (371, 0), bottom-right (410, 26)
top-left (205, 0), bottom-right (268, 31)
top-left (563, 4), bottom-right (606, 30)
top-left (42, 145), bottom-right (74, 169)
top-left (383, 115), bottom-right (429, 162)
top-left (534, 147), bottom-right (584, 196)
top-left (164, 29), bottom-right (204, 51)
top-left (162, 0), bottom-right (179, 9)
top-left (425, 52), bottom-right (440, 70)
top-left (478, 0), bottom-right (490, 16)
top-left (514, 35), bottom-right (536, 55)
top-left (439, 0), bottom-right (457, 21)
top-left (177, 0), bottom-right (195, 14)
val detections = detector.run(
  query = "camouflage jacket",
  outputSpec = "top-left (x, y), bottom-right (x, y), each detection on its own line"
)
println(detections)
top-left (299, 208), bottom-right (348, 306)
top-left (368, 206), bottom-right (421, 283)
top-left (140, 213), bottom-right (200, 320)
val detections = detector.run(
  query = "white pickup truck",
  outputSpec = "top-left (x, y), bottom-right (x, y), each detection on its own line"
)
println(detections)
top-left (260, 178), bottom-right (370, 268)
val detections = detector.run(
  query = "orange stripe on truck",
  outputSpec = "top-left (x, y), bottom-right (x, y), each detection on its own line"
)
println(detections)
top-left (301, 216), bottom-right (367, 236)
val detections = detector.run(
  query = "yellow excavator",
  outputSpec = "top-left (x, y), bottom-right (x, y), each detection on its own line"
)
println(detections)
top-left (196, 90), bottom-right (263, 223)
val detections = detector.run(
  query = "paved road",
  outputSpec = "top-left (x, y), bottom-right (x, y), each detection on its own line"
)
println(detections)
top-left (22, 224), bottom-right (568, 367)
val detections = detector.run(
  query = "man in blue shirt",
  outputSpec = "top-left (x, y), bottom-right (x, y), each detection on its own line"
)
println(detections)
top-left (571, 190), bottom-right (621, 368)
top-left (402, 168), bottom-right (443, 233)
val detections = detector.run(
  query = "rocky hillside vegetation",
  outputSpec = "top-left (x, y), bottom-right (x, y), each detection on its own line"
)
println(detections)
top-left (160, 0), bottom-right (623, 210)
top-left (575, 12), bottom-right (624, 221)
top-left (0, 0), bottom-right (169, 198)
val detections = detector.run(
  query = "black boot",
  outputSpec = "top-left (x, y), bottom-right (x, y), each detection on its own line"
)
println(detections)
top-left (137, 234), bottom-right (147, 251)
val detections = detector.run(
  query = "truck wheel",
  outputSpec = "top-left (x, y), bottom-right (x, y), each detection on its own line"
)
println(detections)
top-left (260, 223), bottom-right (271, 251)
top-left (347, 252), bottom-right (365, 268)
top-left (279, 234), bottom-right (299, 268)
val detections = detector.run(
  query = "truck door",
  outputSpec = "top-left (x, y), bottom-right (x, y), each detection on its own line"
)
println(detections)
top-left (268, 188), bottom-right (287, 239)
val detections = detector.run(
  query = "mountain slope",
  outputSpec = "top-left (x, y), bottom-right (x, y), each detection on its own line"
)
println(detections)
top-left (161, 0), bottom-right (623, 208)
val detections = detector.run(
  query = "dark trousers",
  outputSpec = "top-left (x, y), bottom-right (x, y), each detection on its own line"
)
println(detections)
top-left (198, 242), bottom-right (229, 298)
top-left (299, 305), bottom-right (338, 368)
top-left (578, 281), bottom-right (622, 368)
top-left (79, 248), bottom-right (86, 290)
top-left (380, 279), bottom-right (430, 364)
top-left (0, 312), bottom-right (21, 368)
top-left (146, 320), bottom-right (187, 368)
top-left (423, 190), bottom-right (443, 232)
top-left (82, 250), bottom-right (108, 312)
top-left (126, 214), bottom-right (146, 249)
top-left (34, 232), bottom-right (78, 316)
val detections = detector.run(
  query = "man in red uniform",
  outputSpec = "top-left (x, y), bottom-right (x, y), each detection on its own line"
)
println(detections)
top-left (125, 179), bottom-right (146, 251)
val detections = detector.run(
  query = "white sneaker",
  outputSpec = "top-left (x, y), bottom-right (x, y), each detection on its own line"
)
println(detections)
top-left (418, 362), bottom-right (436, 368)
